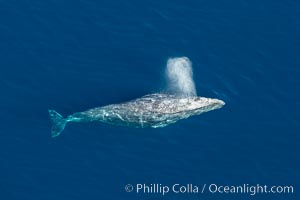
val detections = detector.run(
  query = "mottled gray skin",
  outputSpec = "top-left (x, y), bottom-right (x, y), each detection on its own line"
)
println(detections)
top-left (49, 93), bottom-right (225, 137)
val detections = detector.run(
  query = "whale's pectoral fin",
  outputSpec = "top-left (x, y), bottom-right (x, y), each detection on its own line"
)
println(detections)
top-left (48, 110), bottom-right (67, 137)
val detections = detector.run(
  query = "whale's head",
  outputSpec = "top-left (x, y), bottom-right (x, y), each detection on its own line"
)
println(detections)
top-left (195, 97), bottom-right (225, 107)
top-left (137, 93), bottom-right (225, 115)
top-left (185, 96), bottom-right (225, 113)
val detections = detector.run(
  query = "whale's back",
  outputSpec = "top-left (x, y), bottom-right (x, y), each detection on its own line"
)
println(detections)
top-left (121, 93), bottom-right (224, 114)
top-left (97, 93), bottom-right (224, 128)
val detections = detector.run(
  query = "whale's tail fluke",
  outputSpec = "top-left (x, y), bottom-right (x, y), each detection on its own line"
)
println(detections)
top-left (48, 110), bottom-right (67, 137)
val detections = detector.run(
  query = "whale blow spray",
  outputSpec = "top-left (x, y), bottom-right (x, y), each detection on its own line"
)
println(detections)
top-left (166, 57), bottom-right (197, 97)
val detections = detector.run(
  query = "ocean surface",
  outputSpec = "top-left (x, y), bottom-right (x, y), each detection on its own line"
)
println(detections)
top-left (0, 0), bottom-right (299, 200)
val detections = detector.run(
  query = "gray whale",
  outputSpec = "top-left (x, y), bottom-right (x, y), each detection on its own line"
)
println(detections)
top-left (49, 93), bottom-right (225, 137)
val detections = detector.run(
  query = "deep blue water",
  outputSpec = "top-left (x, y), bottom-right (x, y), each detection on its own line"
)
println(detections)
top-left (0, 0), bottom-right (299, 199)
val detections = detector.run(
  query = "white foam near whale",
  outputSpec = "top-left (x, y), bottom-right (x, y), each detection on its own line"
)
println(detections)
top-left (49, 57), bottom-right (225, 137)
